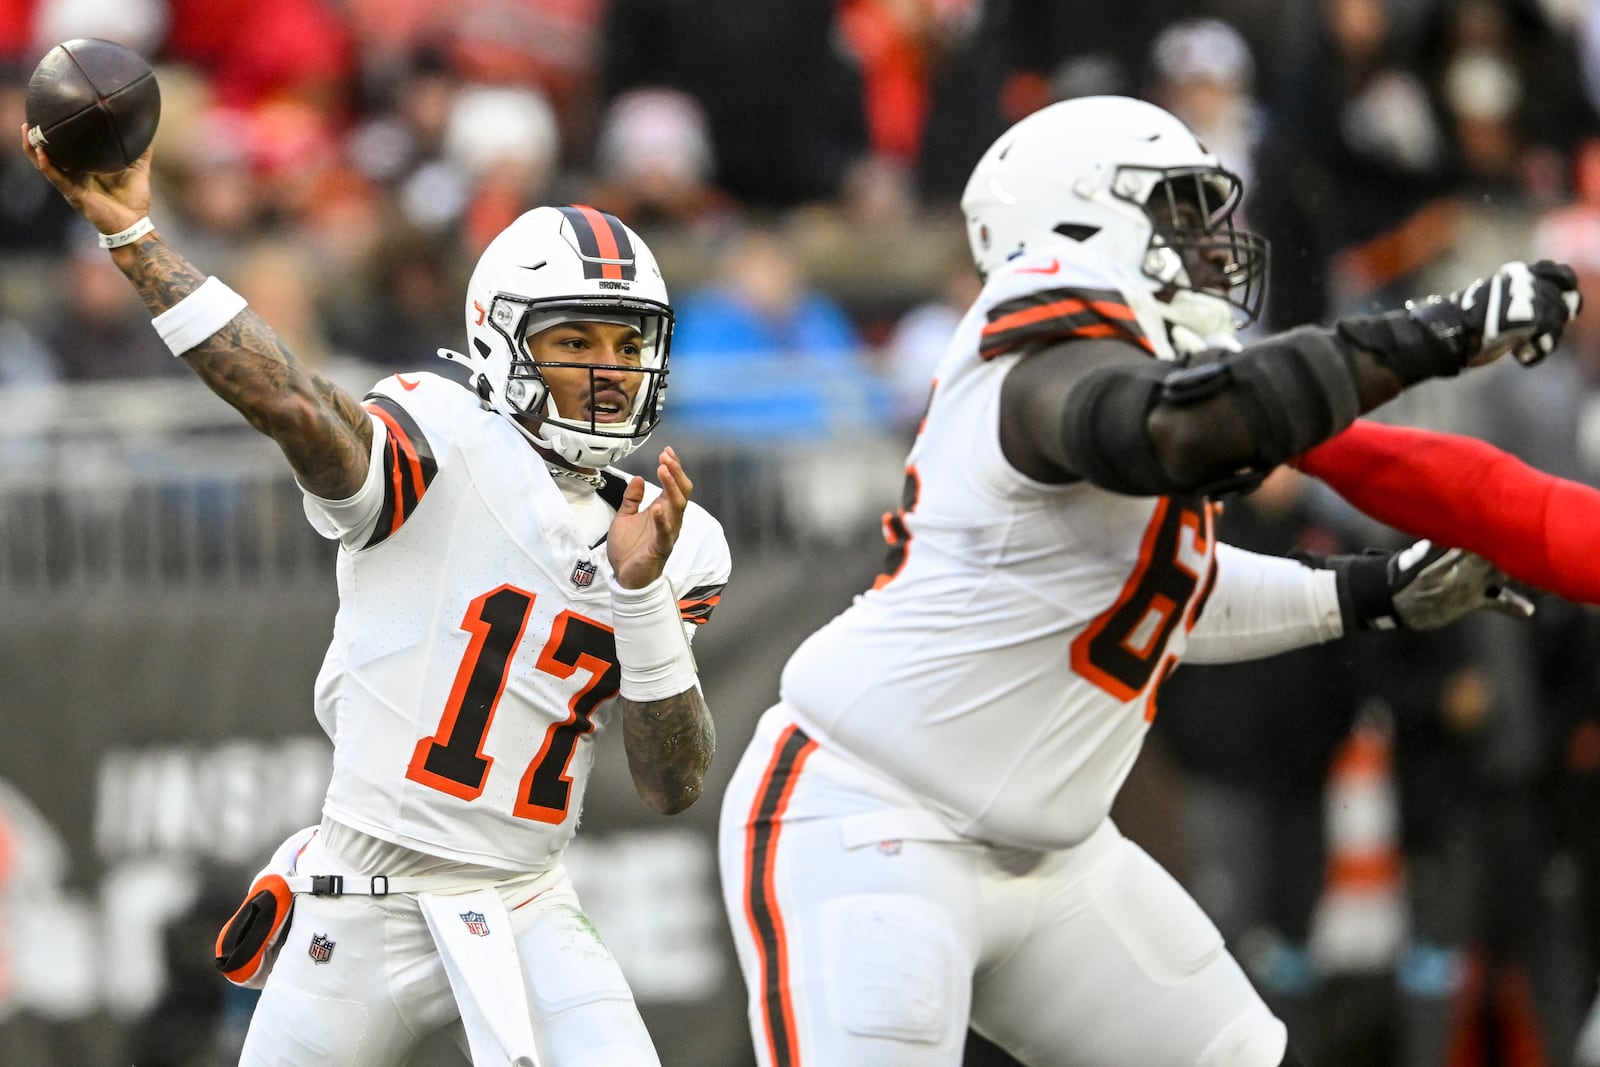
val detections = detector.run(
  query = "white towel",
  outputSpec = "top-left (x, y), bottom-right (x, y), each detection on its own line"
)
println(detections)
top-left (418, 886), bottom-right (541, 1067)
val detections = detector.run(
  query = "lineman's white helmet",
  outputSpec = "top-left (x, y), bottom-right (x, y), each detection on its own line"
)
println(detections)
top-left (961, 95), bottom-right (1269, 353)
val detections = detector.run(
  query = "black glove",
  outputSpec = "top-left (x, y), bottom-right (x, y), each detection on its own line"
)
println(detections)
top-left (1337, 259), bottom-right (1583, 383)
top-left (1297, 540), bottom-right (1534, 632)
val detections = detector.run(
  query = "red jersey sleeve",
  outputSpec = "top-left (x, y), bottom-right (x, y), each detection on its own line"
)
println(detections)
top-left (1296, 421), bottom-right (1600, 604)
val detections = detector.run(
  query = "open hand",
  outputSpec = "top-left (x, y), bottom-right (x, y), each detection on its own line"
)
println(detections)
top-left (607, 446), bottom-right (691, 589)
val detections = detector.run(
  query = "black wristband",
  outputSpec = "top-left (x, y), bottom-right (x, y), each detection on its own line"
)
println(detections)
top-left (1335, 305), bottom-right (1466, 386)
top-left (1292, 548), bottom-right (1395, 631)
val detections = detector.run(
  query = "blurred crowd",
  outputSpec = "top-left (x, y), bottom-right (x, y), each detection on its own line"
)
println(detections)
top-left (0, 0), bottom-right (1591, 443)
top-left (5, 1), bottom-right (1600, 1065)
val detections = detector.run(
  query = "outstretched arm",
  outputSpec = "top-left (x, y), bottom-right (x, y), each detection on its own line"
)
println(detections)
top-left (999, 261), bottom-right (1579, 496)
top-left (21, 129), bottom-right (371, 500)
top-left (1297, 421), bottom-right (1600, 604)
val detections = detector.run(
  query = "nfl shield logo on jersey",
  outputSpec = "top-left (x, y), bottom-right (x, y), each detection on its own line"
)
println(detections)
top-left (570, 559), bottom-right (598, 588)
top-left (460, 910), bottom-right (491, 937)
top-left (308, 933), bottom-right (336, 964)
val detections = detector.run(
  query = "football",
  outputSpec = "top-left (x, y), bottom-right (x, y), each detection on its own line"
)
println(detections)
top-left (25, 38), bottom-right (161, 174)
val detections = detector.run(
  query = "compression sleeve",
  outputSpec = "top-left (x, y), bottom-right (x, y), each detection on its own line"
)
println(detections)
top-left (1185, 543), bottom-right (1345, 663)
top-left (1297, 421), bottom-right (1600, 604)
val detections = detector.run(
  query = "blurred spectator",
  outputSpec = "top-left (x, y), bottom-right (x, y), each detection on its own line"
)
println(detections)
top-left (440, 84), bottom-right (562, 255)
top-left (599, 0), bottom-right (1007, 209)
top-left (230, 240), bottom-right (340, 372)
top-left (324, 224), bottom-right (466, 370)
top-left (443, 0), bottom-right (605, 155)
top-left (164, 0), bottom-right (354, 117)
top-left (1000, 0), bottom-right (1179, 117)
top-left (1147, 17), bottom-right (1263, 193)
top-left (668, 225), bottom-right (889, 440)
top-left (1419, 0), bottom-right (1600, 197)
top-left (879, 240), bottom-right (979, 431)
top-left (599, 0), bottom-right (841, 207)
top-left (0, 315), bottom-right (55, 388)
top-left (583, 87), bottom-right (737, 241)
top-left (29, 0), bottom-right (167, 56)
top-left (345, 46), bottom-right (460, 195)
top-left (39, 238), bottom-right (180, 381)
top-left (1250, 0), bottom-right (1456, 327)
top-left (0, 60), bottom-right (78, 255)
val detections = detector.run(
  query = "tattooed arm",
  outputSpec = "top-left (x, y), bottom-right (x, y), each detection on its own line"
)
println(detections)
top-left (21, 131), bottom-right (370, 499)
top-left (621, 689), bottom-right (716, 814)
top-left (607, 447), bottom-right (719, 813)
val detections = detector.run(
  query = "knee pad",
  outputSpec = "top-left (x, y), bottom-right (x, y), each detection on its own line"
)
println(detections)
top-left (819, 894), bottom-right (963, 1045)
top-left (520, 904), bottom-right (636, 1017)
top-left (1197, 1003), bottom-right (1287, 1067)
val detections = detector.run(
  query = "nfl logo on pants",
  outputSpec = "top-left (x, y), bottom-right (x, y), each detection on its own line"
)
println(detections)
top-left (308, 933), bottom-right (336, 963)
top-left (461, 910), bottom-right (491, 937)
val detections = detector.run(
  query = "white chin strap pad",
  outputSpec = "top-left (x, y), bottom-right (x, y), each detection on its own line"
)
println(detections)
top-left (1164, 290), bottom-right (1240, 359)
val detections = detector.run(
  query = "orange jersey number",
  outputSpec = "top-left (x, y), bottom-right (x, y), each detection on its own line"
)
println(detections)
top-left (1070, 498), bottom-right (1211, 709)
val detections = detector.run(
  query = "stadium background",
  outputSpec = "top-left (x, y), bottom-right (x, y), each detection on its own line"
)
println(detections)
top-left (3, 0), bottom-right (1600, 1064)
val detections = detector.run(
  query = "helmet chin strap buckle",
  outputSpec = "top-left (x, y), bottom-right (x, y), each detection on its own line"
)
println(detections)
top-left (1143, 245), bottom-right (1185, 286)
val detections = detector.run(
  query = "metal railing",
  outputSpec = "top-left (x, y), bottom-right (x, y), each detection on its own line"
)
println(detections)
top-left (0, 372), bottom-right (910, 595)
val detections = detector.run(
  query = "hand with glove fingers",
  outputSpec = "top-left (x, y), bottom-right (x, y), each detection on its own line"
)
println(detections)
top-left (1338, 260), bottom-right (1583, 384)
top-left (1298, 539), bottom-right (1535, 632)
top-left (1435, 258), bottom-right (1583, 367)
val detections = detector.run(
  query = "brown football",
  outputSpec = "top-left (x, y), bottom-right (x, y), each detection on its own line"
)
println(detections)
top-left (25, 38), bottom-right (161, 174)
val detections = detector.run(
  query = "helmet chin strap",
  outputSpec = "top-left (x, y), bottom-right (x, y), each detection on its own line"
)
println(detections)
top-left (1163, 290), bottom-right (1240, 359)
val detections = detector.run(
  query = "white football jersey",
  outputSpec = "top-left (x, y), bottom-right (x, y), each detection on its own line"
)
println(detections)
top-left (301, 369), bottom-right (730, 871)
top-left (781, 246), bottom-right (1220, 850)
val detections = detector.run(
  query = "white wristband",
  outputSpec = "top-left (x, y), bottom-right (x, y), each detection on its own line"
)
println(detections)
top-left (98, 216), bottom-right (155, 249)
top-left (152, 276), bottom-right (249, 356)
top-left (610, 575), bottom-right (698, 701)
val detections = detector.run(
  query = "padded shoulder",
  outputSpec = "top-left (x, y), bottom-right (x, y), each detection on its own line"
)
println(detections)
top-left (979, 247), bottom-right (1169, 361)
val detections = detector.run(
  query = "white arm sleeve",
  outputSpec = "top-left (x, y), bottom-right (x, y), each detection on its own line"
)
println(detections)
top-left (299, 413), bottom-right (387, 548)
top-left (1184, 542), bottom-right (1346, 663)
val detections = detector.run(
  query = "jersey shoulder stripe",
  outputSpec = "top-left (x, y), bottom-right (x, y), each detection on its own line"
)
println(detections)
top-left (361, 395), bottom-right (439, 548)
top-left (980, 286), bottom-right (1154, 359)
top-left (678, 581), bottom-right (726, 625)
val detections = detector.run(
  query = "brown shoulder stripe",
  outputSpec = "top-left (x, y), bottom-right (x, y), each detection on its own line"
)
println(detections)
top-left (980, 287), bottom-right (1154, 359)
top-left (678, 581), bottom-right (726, 625)
top-left (361, 396), bottom-right (438, 548)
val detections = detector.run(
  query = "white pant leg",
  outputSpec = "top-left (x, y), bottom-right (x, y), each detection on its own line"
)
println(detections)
top-left (970, 823), bottom-right (1287, 1067)
top-left (512, 870), bottom-right (661, 1067)
top-left (718, 708), bottom-right (983, 1067)
top-left (238, 838), bottom-right (454, 1066)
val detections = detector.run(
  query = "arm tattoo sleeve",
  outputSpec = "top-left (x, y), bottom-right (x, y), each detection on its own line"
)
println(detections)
top-left (115, 236), bottom-right (371, 499)
top-left (619, 688), bottom-right (715, 815)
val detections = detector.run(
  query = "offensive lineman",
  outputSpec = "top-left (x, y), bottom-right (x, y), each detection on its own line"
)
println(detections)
top-left (25, 129), bottom-right (729, 1065)
top-left (716, 96), bottom-right (1581, 1067)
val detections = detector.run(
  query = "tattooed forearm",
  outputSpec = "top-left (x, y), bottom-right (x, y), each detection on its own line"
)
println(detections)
top-left (117, 235), bottom-right (208, 314)
top-left (620, 688), bottom-right (715, 815)
top-left (110, 236), bottom-right (372, 499)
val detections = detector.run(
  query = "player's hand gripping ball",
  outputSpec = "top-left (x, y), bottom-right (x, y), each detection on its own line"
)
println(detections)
top-left (25, 38), bottom-right (160, 174)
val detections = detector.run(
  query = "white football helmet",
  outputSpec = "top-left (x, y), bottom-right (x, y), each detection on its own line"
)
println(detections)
top-left (452, 205), bottom-right (673, 466)
top-left (961, 95), bottom-right (1269, 353)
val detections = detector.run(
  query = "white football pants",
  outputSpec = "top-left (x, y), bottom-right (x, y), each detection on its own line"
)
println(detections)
top-left (237, 834), bottom-right (659, 1067)
top-left (717, 704), bottom-right (1288, 1067)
